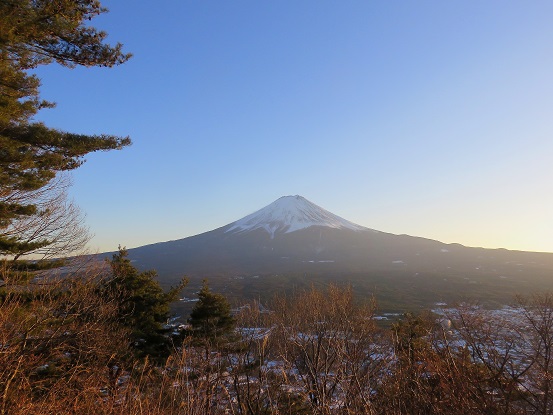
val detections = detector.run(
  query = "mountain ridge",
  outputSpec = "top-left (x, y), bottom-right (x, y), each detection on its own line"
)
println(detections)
top-left (119, 196), bottom-right (553, 293)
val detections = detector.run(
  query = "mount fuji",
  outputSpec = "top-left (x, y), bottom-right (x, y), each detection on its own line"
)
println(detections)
top-left (125, 196), bottom-right (553, 291)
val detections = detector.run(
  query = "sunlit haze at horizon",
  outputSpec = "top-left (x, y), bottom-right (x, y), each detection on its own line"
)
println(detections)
top-left (33, 1), bottom-right (553, 253)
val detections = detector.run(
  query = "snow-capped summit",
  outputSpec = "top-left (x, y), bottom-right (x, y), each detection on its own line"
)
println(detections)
top-left (225, 195), bottom-right (369, 238)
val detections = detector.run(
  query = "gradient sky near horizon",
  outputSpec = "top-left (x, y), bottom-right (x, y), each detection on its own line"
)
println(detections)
top-left (33, 1), bottom-right (553, 253)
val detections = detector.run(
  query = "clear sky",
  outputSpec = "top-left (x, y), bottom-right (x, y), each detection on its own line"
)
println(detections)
top-left (33, 1), bottom-right (553, 253)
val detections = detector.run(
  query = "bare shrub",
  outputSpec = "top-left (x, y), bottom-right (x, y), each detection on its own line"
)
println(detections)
top-left (1, 175), bottom-right (91, 261)
top-left (268, 285), bottom-right (386, 415)
top-left (0, 261), bottom-right (129, 414)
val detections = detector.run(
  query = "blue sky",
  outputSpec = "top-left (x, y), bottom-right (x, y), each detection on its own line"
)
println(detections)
top-left (34, 1), bottom-right (553, 253)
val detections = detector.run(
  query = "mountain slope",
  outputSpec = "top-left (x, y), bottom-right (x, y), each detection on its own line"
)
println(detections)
top-left (125, 196), bottom-right (553, 290)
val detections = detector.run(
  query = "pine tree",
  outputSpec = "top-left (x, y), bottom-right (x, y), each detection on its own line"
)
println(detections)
top-left (0, 1), bottom-right (131, 257)
top-left (189, 280), bottom-right (236, 342)
top-left (104, 247), bottom-right (188, 360)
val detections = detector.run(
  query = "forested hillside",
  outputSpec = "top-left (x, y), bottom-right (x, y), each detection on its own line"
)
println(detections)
top-left (3, 269), bottom-right (553, 414)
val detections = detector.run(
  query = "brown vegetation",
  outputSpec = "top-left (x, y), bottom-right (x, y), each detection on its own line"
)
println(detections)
top-left (2, 266), bottom-right (553, 415)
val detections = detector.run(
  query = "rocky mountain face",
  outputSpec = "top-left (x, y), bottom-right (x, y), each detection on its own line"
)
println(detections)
top-left (125, 196), bottom-right (553, 287)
